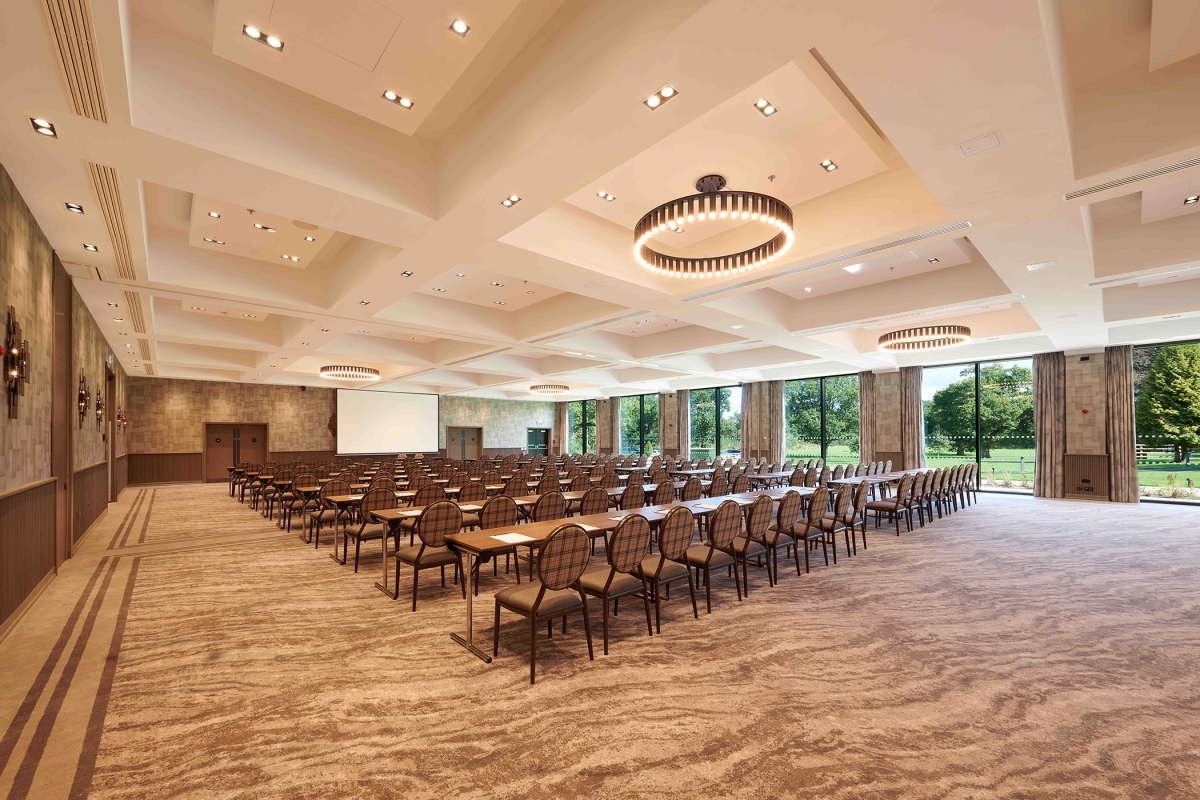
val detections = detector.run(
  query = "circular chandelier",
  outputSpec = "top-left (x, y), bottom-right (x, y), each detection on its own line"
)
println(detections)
top-left (633, 175), bottom-right (794, 278)
top-left (320, 365), bottom-right (380, 382)
top-left (878, 325), bottom-right (972, 352)
top-left (530, 383), bottom-right (569, 395)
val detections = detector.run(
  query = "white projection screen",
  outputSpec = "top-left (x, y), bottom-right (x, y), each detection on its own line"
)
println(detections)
top-left (336, 389), bottom-right (439, 455)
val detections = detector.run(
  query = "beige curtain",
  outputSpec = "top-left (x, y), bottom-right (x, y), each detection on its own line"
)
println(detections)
top-left (1033, 351), bottom-right (1066, 498)
top-left (1106, 345), bottom-right (1138, 502)
top-left (740, 382), bottom-right (759, 458)
top-left (677, 389), bottom-right (690, 459)
top-left (859, 371), bottom-right (876, 464)
top-left (899, 367), bottom-right (924, 469)
top-left (740, 381), bottom-right (784, 463)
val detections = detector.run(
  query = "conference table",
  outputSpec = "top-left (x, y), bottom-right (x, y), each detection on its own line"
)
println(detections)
top-left (441, 485), bottom-right (815, 663)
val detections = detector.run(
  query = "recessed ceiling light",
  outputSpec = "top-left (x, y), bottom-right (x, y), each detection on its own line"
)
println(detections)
top-left (495, 301), bottom-right (505, 305)
top-left (359, 300), bottom-right (370, 305)
top-left (597, 191), bottom-right (616, 201)
top-left (253, 223), bottom-right (275, 232)
top-left (281, 254), bottom-right (299, 261)
top-left (843, 263), bottom-right (862, 274)
top-left (585, 354), bottom-right (596, 358)
top-left (382, 91), bottom-right (415, 109)
top-left (501, 195), bottom-right (521, 207)
top-left (400, 271), bottom-right (412, 277)
top-left (30, 118), bottom-right (57, 137)
top-left (491, 282), bottom-right (504, 287)
top-left (1027, 260), bottom-right (1056, 272)
top-left (65, 202), bottom-right (83, 213)
top-left (243, 314), bottom-right (256, 318)
top-left (124, 343), bottom-right (132, 347)
top-left (820, 159), bottom-right (838, 172)
top-left (450, 18), bottom-right (470, 36)
top-left (107, 303), bottom-right (118, 307)
top-left (191, 306), bottom-right (205, 310)
top-left (358, 329), bottom-right (368, 333)
top-left (752, 98), bottom-right (778, 117)
top-left (207, 211), bottom-right (220, 218)
top-left (928, 257), bottom-right (939, 263)
top-left (304, 236), bottom-right (314, 242)
top-left (243, 24), bottom-right (284, 50)
top-left (113, 317), bottom-right (123, 322)
top-left (411, 337), bottom-right (418, 341)
top-left (527, 290), bottom-right (535, 294)
top-left (644, 84), bottom-right (678, 110)
top-left (83, 243), bottom-right (98, 252)
top-left (1185, 196), bottom-right (1199, 205)
top-left (320, 328), bottom-right (330, 332)
top-left (730, 324), bottom-right (745, 329)
top-left (456, 273), bottom-right (465, 277)
top-left (203, 238), bottom-right (225, 245)
top-left (301, 341), bottom-right (309, 345)
top-left (803, 287), bottom-right (813, 293)
top-left (433, 288), bottom-right (446, 292)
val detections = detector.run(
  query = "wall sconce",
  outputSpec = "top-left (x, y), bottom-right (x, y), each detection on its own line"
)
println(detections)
top-left (5, 307), bottom-right (29, 420)
top-left (117, 408), bottom-right (128, 431)
top-left (78, 370), bottom-right (89, 428)
top-left (96, 389), bottom-right (104, 431)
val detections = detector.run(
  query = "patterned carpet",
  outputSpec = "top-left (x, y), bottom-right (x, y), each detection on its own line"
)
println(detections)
top-left (2, 483), bottom-right (1199, 798)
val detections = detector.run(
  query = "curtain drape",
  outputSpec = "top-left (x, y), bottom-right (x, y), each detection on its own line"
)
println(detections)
top-left (1033, 351), bottom-right (1066, 498)
top-left (1105, 345), bottom-right (1138, 502)
top-left (740, 382), bottom-right (759, 458)
top-left (739, 381), bottom-right (784, 463)
top-left (677, 389), bottom-right (690, 460)
top-left (899, 367), bottom-right (924, 469)
top-left (859, 370), bottom-right (876, 464)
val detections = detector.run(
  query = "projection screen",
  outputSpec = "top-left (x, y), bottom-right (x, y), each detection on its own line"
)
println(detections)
top-left (336, 389), bottom-right (439, 455)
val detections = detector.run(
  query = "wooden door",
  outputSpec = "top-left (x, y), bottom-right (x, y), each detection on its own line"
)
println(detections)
top-left (205, 424), bottom-right (235, 481)
top-left (447, 428), bottom-right (462, 460)
top-left (238, 425), bottom-right (268, 465)
top-left (463, 428), bottom-right (481, 460)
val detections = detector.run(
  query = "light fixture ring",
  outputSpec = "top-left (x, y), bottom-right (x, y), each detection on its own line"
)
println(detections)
top-left (530, 383), bottom-right (569, 395)
top-left (878, 325), bottom-right (972, 352)
top-left (319, 365), bottom-right (380, 382)
top-left (633, 187), bottom-right (794, 278)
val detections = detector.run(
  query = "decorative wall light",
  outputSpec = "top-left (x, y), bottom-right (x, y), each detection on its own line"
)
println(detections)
top-left (117, 408), bottom-right (128, 431)
top-left (78, 370), bottom-right (89, 428)
top-left (319, 365), bottom-right (380, 382)
top-left (633, 175), bottom-right (794, 278)
top-left (530, 383), bottom-right (569, 395)
top-left (95, 388), bottom-right (104, 431)
top-left (5, 307), bottom-right (29, 419)
top-left (878, 325), bottom-right (972, 352)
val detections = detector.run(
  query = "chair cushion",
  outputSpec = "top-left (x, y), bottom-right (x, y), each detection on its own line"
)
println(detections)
top-left (732, 536), bottom-right (767, 557)
top-left (865, 499), bottom-right (899, 511)
top-left (685, 544), bottom-right (734, 569)
top-left (495, 582), bottom-right (583, 617)
top-left (462, 512), bottom-right (481, 528)
top-left (580, 568), bottom-right (644, 597)
top-left (640, 556), bottom-right (688, 582)
top-left (396, 545), bottom-right (459, 567)
top-left (346, 524), bottom-right (384, 542)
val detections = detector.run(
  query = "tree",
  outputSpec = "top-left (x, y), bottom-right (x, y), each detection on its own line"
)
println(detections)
top-left (690, 389), bottom-right (716, 456)
top-left (785, 379), bottom-right (820, 454)
top-left (823, 375), bottom-right (860, 455)
top-left (924, 364), bottom-right (1033, 457)
top-left (1135, 344), bottom-right (1200, 463)
top-left (924, 370), bottom-right (976, 456)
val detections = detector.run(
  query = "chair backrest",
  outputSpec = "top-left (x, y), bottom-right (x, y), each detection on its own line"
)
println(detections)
top-left (580, 485), bottom-right (610, 516)
top-left (817, 467), bottom-right (830, 486)
top-left (292, 472), bottom-right (320, 492)
top-left (831, 464), bottom-right (845, 481)
top-left (744, 495), bottom-right (773, 542)
top-left (653, 480), bottom-right (675, 505)
top-left (479, 494), bottom-right (519, 529)
top-left (600, 472), bottom-right (620, 489)
top-left (884, 460), bottom-right (893, 473)
top-left (414, 484), bottom-right (448, 507)
top-left (532, 491), bottom-right (567, 522)
top-left (776, 490), bottom-right (803, 533)
top-left (806, 487), bottom-right (830, 525)
top-left (568, 474), bottom-right (590, 492)
top-left (709, 474), bottom-right (729, 496)
top-left (448, 473), bottom-right (470, 488)
top-left (417, 501), bottom-right (462, 548)
top-left (369, 474), bottom-right (397, 491)
top-left (627, 470), bottom-right (644, 486)
top-left (708, 501), bottom-right (743, 549)
top-left (457, 481), bottom-right (487, 503)
top-left (657, 506), bottom-right (696, 561)
top-left (895, 472), bottom-right (915, 503)
top-left (680, 477), bottom-right (703, 502)
top-left (649, 468), bottom-right (668, 485)
top-left (731, 474), bottom-right (750, 495)
top-left (360, 486), bottom-right (398, 518)
top-left (482, 470), bottom-right (502, 484)
top-left (620, 483), bottom-right (645, 510)
top-left (503, 478), bottom-right (530, 497)
top-left (788, 469), bottom-right (805, 487)
top-left (319, 479), bottom-right (351, 506)
top-left (407, 472), bottom-right (431, 490)
top-left (607, 514), bottom-right (652, 573)
top-left (274, 468), bottom-right (296, 483)
top-left (467, 466), bottom-right (484, 479)
top-left (536, 524), bottom-right (591, 590)
top-left (851, 480), bottom-right (871, 517)
top-left (804, 468), bottom-right (818, 487)
top-left (338, 469), bottom-right (358, 482)
top-left (831, 484), bottom-right (854, 520)
top-left (537, 474), bottom-right (560, 495)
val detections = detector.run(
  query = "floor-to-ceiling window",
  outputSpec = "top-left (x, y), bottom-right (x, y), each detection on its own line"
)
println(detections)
top-left (688, 386), bottom-right (742, 459)
top-left (923, 359), bottom-right (1034, 491)
top-left (618, 394), bottom-right (659, 455)
top-left (566, 399), bottom-right (596, 453)
top-left (784, 374), bottom-right (859, 462)
top-left (1134, 341), bottom-right (1200, 500)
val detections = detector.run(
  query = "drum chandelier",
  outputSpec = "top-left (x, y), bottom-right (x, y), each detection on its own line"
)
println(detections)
top-left (319, 365), bottom-right (380, 382)
top-left (633, 175), bottom-right (794, 278)
top-left (530, 383), bottom-right (569, 395)
top-left (877, 325), bottom-right (972, 352)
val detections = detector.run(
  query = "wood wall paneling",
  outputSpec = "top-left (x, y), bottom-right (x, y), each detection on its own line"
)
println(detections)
top-left (0, 478), bottom-right (57, 631)
top-left (1065, 454), bottom-right (1110, 500)
top-left (114, 454), bottom-right (128, 498)
top-left (51, 255), bottom-right (72, 566)
top-left (269, 450), bottom-right (337, 464)
top-left (128, 453), bottom-right (203, 484)
top-left (72, 462), bottom-right (108, 544)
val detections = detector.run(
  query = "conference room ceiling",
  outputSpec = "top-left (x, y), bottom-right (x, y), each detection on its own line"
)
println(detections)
top-left (4, 0), bottom-right (1200, 400)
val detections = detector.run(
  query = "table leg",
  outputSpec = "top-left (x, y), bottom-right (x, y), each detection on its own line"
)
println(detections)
top-left (376, 522), bottom-right (398, 599)
top-left (329, 505), bottom-right (347, 565)
top-left (450, 550), bottom-right (492, 663)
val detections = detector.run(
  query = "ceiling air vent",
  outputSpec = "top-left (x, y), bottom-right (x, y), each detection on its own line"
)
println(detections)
top-left (43, 0), bottom-right (109, 122)
top-left (86, 163), bottom-right (136, 280)
top-left (528, 309), bottom-right (652, 344)
top-left (1064, 157), bottom-right (1200, 201)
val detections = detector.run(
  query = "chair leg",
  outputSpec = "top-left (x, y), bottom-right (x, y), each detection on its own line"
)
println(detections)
top-left (411, 567), bottom-right (419, 612)
top-left (493, 600), bottom-right (501, 657)
top-left (529, 615), bottom-right (537, 685)
top-left (685, 571), bottom-right (699, 618)
top-left (601, 595), bottom-right (610, 655)
top-left (579, 590), bottom-right (594, 661)
top-left (703, 566), bottom-right (712, 613)
top-left (641, 581), bottom-right (653, 637)
top-left (354, 538), bottom-right (362, 573)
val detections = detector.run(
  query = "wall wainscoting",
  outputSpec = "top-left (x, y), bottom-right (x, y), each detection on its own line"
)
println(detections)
top-left (0, 478), bottom-right (57, 635)
top-left (269, 450), bottom-right (337, 463)
top-left (115, 454), bottom-right (128, 498)
top-left (72, 462), bottom-right (108, 544)
top-left (128, 453), bottom-right (203, 484)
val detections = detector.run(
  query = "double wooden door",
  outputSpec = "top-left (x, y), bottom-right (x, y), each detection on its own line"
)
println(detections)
top-left (204, 424), bottom-right (267, 481)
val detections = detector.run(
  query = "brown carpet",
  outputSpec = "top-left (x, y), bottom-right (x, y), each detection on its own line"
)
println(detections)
top-left (2, 484), bottom-right (1199, 798)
